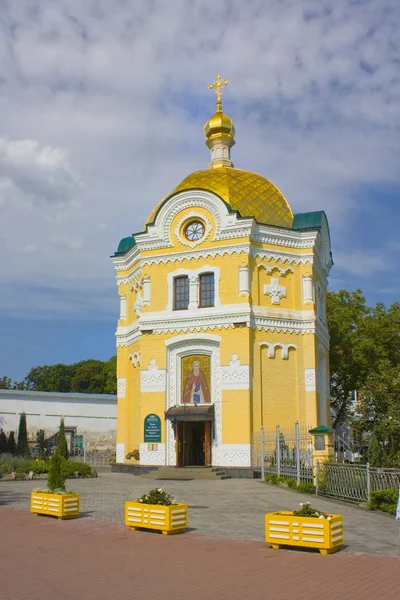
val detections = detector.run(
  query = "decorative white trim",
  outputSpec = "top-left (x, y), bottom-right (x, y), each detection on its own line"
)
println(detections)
top-left (305, 368), bottom-right (316, 392)
top-left (128, 352), bottom-right (140, 367)
top-left (141, 243), bottom-right (250, 267)
top-left (220, 354), bottom-right (250, 389)
top-left (116, 325), bottom-right (140, 347)
top-left (141, 359), bottom-right (167, 392)
top-left (116, 443), bottom-right (125, 463)
top-left (253, 316), bottom-right (314, 335)
top-left (166, 338), bottom-right (221, 467)
top-left (173, 211), bottom-right (212, 248)
top-left (117, 378), bottom-right (126, 398)
top-left (260, 265), bottom-right (293, 277)
top-left (252, 247), bottom-right (314, 265)
top-left (165, 333), bottom-right (222, 346)
top-left (264, 278), bottom-right (287, 305)
top-left (260, 342), bottom-right (297, 359)
top-left (212, 444), bottom-right (251, 467)
top-left (140, 443), bottom-right (166, 465)
top-left (116, 266), bottom-right (142, 286)
top-left (142, 277), bottom-right (151, 306)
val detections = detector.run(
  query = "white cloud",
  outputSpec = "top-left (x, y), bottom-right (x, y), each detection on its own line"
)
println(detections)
top-left (0, 0), bottom-right (399, 318)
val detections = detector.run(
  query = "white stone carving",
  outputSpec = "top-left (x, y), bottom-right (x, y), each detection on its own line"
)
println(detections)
top-left (305, 368), bottom-right (316, 392)
top-left (302, 275), bottom-right (314, 304)
top-left (252, 316), bottom-right (315, 335)
top-left (260, 342), bottom-right (297, 359)
top-left (264, 277), bottom-right (287, 304)
top-left (116, 326), bottom-right (141, 347)
top-left (262, 266), bottom-right (293, 277)
top-left (220, 354), bottom-right (250, 389)
top-left (252, 248), bottom-right (314, 266)
top-left (128, 352), bottom-right (140, 367)
top-left (140, 443), bottom-right (166, 466)
top-left (173, 211), bottom-right (212, 248)
top-left (116, 266), bottom-right (142, 287)
top-left (213, 444), bottom-right (251, 467)
top-left (119, 295), bottom-right (127, 320)
top-left (134, 292), bottom-right (143, 317)
top-left (166, 337), bottom-right (221, 466)
top-left (238, 265), bottom-right (250, 296)
top-left (141, 359), bottom-right (167, 392)
top-left (117, 378), bottom-right (126, 398)
top-left (116, 443), bottom-right (125, 463)
top-left (188, 275), bottom-right (199, 310)
top-left (142, 243), bottom-right (250, 267)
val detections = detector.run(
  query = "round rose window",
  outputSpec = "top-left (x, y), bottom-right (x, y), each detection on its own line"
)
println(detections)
top-left (184, 220), bottom-right (205, 242)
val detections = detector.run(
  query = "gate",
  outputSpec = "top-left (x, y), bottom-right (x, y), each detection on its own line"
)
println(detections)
top-left (71, 431), bottom-right (116, 467)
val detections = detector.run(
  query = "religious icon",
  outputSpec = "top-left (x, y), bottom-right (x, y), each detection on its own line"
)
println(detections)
top-left (182, 358), bottom-right (211, 404)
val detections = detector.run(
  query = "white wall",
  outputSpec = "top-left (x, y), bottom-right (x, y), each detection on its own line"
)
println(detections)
top-left (0, 390), bottom-right (117, 437)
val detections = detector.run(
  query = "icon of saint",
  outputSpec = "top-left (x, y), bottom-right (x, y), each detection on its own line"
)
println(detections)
top-left (182, 360), bottom-right (210, 404)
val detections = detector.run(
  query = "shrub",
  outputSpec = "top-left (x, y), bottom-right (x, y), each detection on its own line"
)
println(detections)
top-left (62, 461), bottom-right (95, 478)
top-left (297, 482), bottom-right (316, 494)
top-left (265, 474), bottom-right (278, 484)
top-left (368, 490), bottom-right (398, 515)
top-left (31, 459), bottom-right (49, 474)
top-left (47, 448), bottom-right (67, 492)
top-left (293, 501), bottom-right (330, 519)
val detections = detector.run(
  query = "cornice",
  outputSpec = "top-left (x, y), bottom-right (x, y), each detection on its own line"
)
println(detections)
top-left (251, 247), bottom-right (314, 265)
top-left (116, 266), bottom-right (142, 287)
top-left (140, 243), bottom-right (251, 267)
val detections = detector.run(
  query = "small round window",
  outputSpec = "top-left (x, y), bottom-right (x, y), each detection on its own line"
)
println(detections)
top-left (184, 220), bottom-right (205, 242)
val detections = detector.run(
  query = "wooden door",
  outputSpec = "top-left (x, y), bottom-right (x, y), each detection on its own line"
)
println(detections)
top-left (204, 421), bottom-right (212, 467)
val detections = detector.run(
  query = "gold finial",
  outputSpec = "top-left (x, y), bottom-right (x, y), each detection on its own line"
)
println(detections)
top-left (208, 74), bottom-right (229, 112)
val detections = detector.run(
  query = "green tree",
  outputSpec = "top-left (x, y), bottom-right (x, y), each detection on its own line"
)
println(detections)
top-left (0, 376), bottom-right (12, 389)
top-left (103, 356), bottom-right (117, 394)
top-left (24, 363), bottom-right (77, 392)
top-left (7, 430), bottom-right (16, 455)
top-left (47, 447), bottom-right (67, 492)
top-left (56, 418), bottom-right (69, 460)
top-left (327, 289), bottom-right (369, 426)
top-left (36, 429), bottom-right (49, 460)
top-left (0, 429), bottom-right (8, 453)
top-left (16, 412), bottom-right (30, 457)
top-left (71, 359), bottom-right (108, 394)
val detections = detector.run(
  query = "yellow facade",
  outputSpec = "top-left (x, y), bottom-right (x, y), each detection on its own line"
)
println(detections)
top-left (112, 88), bottom-right (333, 468)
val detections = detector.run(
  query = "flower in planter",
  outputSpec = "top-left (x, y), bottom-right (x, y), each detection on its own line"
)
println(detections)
top-left (137, 488), bottom-right (177, 506)
top-left (293, 502), bottom-right (329, 519)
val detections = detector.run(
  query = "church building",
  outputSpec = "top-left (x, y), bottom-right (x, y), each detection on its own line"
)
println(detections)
top-left (112, 76), bottom-right (333, 469)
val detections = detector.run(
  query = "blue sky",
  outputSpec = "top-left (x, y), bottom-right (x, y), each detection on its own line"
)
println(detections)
top-left (1, 0), bottom-right (399, 382)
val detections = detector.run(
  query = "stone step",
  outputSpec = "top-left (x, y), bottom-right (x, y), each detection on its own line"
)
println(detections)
top-left (140, 467), bottom-right (231, 480)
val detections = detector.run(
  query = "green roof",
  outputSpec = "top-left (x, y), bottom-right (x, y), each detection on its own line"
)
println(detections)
top-left (292, 211), bottom-right (325, 231)
top-left (114, 236), bottom-right (135, 256)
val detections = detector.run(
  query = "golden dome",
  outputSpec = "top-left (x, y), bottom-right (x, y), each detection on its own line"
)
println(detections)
top-left (204, 111), bottom-right (235, 140)
top-left (145, 167), bottom-right (293, 228)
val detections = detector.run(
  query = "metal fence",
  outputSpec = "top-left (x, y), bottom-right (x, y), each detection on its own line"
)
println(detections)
top-left (252, 422), bottom-right (314, 484)
top-left (71, 431), bottom-right (116, 467)
top-left (317, 462), bottom-right (399, 503)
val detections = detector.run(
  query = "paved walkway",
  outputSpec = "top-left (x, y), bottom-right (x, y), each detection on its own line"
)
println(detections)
top-left (1, 506), bottom-right (399, 600)
top-left (1, 472), bottom-right (399, 557)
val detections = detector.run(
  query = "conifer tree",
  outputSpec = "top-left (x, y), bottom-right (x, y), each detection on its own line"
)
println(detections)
top-left (47, 447), bottom-right (67, 492)
top-left (0, 429), bottom-right (8, 453)
top-left (57, 418), bottom-right (69, 460)
top-left (7, 431), bottom-right (16, 455)
top-left (16, 412), bottom-right (30, 457)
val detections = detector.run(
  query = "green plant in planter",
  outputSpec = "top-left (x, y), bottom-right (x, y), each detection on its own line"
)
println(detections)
top-left (137, 488), bottom-right (177, 506)
top-left (293, 501), bottom-right (330, 520)
top-left (47, 447), bottom-right (67, 493)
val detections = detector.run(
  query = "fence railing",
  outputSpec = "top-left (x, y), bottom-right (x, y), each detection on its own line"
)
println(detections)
top-left (252, 422), bottom-right (314, 484)
top-left (317, 462), bottom-right (399, 503)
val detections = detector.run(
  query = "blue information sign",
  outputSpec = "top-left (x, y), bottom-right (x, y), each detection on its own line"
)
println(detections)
top-left (144, 413), bottom-right (161, 443)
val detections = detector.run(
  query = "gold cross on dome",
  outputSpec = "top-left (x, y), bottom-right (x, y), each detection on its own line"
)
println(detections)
top-left (208, 74), bottom-right (229, 112)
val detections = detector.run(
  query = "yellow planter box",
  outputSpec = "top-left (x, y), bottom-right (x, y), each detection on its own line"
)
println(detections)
top-left (265, 511), bottom-right (343, 555)
top-left (125, 501), bottom-right (188, 535)
top-left (30, 491), bottom-right (80, 520)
